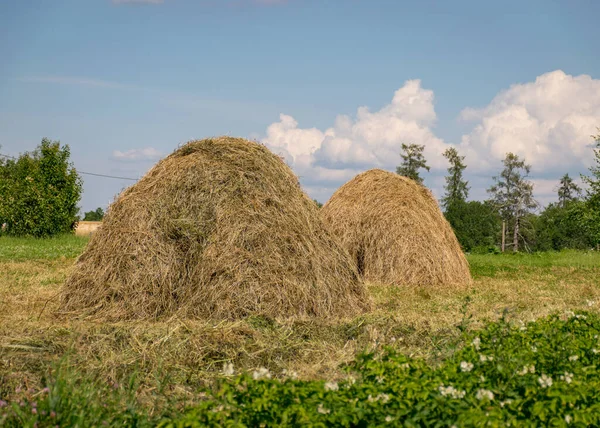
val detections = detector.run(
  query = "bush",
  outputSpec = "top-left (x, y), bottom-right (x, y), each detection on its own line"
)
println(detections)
top-left (0, 139), bottom-right (82, 237)
top-left (531, 202), bottom-right (594, 251)
top-left (445, 201), bottom-right (501, 252)
top-left (166, 311), bottom-right (600, 426)
top-left (82, 207), bottom-right (104, 221)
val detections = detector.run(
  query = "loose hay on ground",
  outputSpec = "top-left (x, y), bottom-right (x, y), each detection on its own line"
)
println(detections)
top-left (321, 169), bottom-right (472, 286)
top-left (60, 137), bottom-right (370, 320)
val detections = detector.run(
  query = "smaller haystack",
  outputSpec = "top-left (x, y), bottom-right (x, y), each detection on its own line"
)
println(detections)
top-left (61, 137), bottom-right (369, 320)
top-left (321, 169), bottom-right (471, 286)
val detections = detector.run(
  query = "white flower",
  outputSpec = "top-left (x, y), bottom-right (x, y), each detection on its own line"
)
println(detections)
top-left (519, 364), bottom-right (535, 376)
top-left (377, 393), bottom-right (391, 403)
top-left (376, 375), bottom-right (385, 384)
top-left (400, 363), bottom-right (410, 370)
top-left (531, 346), bottom-right (538, 353)
top-left (517, 364), bottom-right (536, 375)
top-left (324, 381), bottom-right (339, 391)
top-left (385, 415), bottom-right (393, 423)
top-left (368, 394), bottom-right (376, 402)
top-left (565, 415), bottom-right (572, 424)
top-left (587, 300), bottom-right (596, 307)
top-left (500, 399), bottom-right (513, 408)
top-left (476, 389), bottom-right (494, 401)
top-left (345, 375), bottom-right (356, 386)
top-left (317, 403), bottom-right (330, 415)
top-left (438, 385), bottom-right (465, 399)
top-left (460, 361), bottom-right (474, 372)
top-left (575, 314), bottom-right (587, 320)
top-left (593, 349), bottom-right (600, 354)
top-left (569, 355), bottom-right (579, 362)
top-left (538, 374), bottom-right (553, 388)
top-left (560, 372), bottom-right (574, 384)
top-left (472, 337), bottom-right (481, 350)
top-left (252, 367), bottom-right (272, 380)
top-left (479, 375), bottom-right (486, 382)
top-left (222, 362), bottom-right (234, 376)
top-left (479, 354), bottom-right (494, 362)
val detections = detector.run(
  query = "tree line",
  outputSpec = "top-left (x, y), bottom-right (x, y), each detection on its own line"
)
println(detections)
top-left (396, 130), bottom-right (600, 252)
top-left (2, 133), bottom-right (599, 251)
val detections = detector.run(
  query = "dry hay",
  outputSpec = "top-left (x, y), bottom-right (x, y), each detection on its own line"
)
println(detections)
top-left (321, 169), bottom-right (472, 286)
top-left (61, 137), bottom-right (369, 320)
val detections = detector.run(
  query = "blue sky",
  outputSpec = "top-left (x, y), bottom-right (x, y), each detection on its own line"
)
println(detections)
top-left (1, 0), bottom-right (599, 212)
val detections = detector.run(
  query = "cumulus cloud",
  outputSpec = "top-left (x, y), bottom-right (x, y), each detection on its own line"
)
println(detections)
top-left (260, 70), bottom-right (600, 205)
top-left (263, 79), bottom-right (453, 192)
top-left (459, 70), bottom-right (600, 173)
top-left (112, 147), bottom-right (163, 161)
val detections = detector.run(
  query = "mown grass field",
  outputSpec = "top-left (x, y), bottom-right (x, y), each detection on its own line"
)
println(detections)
top-left (1, 236), bottom-right (600, 425)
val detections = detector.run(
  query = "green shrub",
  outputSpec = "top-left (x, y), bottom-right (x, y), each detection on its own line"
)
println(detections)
top-left (166, 312), bottom-right (600, 426)
top-left (0, 138), bottom-right (82, 237)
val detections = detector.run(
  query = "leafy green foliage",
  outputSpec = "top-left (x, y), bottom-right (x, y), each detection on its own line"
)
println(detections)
top-left (396, 143), bottom-right (430, 184)
top-left (0, 363), bottom-right (153, 427)
top-left (0, 139), bottom-right (82, 237)
top-left (557, 173), bottom-right (581, 208)
top-left (582, 129), bottom-right (600, 206)
top-left (488, 153), bottom-right (538, 252)
top-left (444, 200), bottom-right (501, 252)
top-left (163, 312), bottom-right (600, 427)
top-left (442, 147), bottom-right (469, 210)
top-left (82, 207), bottom-right (105, 221)
top-left (531, 202), bottom-right (594, 251)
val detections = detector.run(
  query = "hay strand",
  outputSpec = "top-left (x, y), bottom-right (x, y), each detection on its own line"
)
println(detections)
top-left (321, 169), bottom-right (472, 286)
top-left (61, 137), bottom-right (370, 320)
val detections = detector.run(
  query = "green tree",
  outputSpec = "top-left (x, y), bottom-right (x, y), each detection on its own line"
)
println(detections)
top-left (441, 147), bottom-right (469, 210)
top-left (396, 143), bottom-right (430, 184)
top-left (83, 207), bottom-right (105, 221)
top-left (557, 173), bottom-right (581, 208)
top-left (444, 200), bottom-right (501, 252)
top-left (532, 201), bottom-right (592, 251)
top-left (582, 129), bottom-right (600, 207)
top-left (488, 153), bottom-right (538, 252)
top-left (0, 138), bottom-right (82, 237)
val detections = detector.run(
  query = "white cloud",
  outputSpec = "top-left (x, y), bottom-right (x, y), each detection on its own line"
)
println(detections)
top-left (459, 70), bottom-right (600, 173)
top-left (262, 79), bottom-right (454, 200)
top-left (261, 71), bottom-right (600, 205)
top-left (112, 147), bottom-right (163, 161)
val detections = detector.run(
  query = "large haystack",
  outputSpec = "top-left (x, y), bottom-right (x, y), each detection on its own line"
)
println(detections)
top-left (61, 137), bottom-right (369, 320)
top-left (321, 169), bottom-right (471, 286)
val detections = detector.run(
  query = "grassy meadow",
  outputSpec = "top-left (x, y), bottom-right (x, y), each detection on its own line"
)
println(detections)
top-left (1, 236), bottom-right (600, 425)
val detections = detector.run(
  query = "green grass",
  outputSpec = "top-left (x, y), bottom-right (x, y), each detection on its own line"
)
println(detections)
top-left (0, 234), bottom-right (88, 261)
top-left (467, 249), bottom-right (600, 278)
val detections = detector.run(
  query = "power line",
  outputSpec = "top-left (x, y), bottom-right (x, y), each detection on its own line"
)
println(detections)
top-left (0, 152), bottom-right (138, 181)
top-left (77, 171), bottom-right (137, 181)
